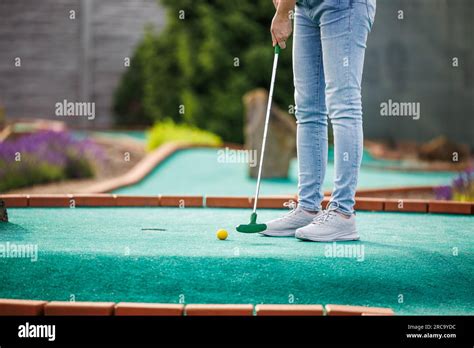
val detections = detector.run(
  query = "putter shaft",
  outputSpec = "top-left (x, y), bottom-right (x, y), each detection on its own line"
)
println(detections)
top-left (252, 49), bottom-right (280, 213)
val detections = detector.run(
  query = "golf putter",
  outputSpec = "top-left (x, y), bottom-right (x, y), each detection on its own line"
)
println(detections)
top-left (236, 44), bottom-right (281, 233)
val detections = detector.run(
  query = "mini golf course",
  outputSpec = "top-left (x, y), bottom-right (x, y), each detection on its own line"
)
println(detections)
top-left (113, 148), bottom-right (455, 196)
top-left (1, 205), bottom-right (472, 315)
top-left (0, 142), bottom-right (471, 316)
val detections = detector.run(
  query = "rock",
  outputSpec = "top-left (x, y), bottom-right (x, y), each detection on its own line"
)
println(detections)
top-left (243, 89), bottom-right (296, 178)
top-left (418, 136), bottom-right (469, 162)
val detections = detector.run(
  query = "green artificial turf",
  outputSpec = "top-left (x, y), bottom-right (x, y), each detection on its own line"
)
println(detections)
top-left (0, 207), bottom-right (472, 315)
top-left (113, 148), bottom-right (455, 195)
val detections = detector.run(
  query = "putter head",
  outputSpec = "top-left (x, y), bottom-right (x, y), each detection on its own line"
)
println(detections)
top-left (235, 212), bottom-right (267, 233)
top-left (236, 223), bottom-right (267, 233)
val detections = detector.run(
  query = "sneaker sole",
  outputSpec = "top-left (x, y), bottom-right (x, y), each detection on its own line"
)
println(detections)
top-left (296, 230), bottom-right (360, 242)
top-left (260, 229), bottom-right (296, 237)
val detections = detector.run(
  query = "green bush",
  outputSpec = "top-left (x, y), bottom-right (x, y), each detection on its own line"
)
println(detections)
top-left (147, 119), bottom-right (223, 151)
top-left (0, 158), bottom-right (65, 193)
top-left (113, 0), bottom-right (294, 143)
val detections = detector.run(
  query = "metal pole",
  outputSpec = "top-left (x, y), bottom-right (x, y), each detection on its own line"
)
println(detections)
top-left (80, 0), bottom-right (92, 127)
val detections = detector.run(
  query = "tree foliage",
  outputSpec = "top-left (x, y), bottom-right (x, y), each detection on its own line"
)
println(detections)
top-left (113, 0), bottom-right (294, 143)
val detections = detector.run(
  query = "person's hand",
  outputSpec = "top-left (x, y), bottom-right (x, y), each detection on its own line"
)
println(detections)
top-left (270, 12), bottom-right (292, 49)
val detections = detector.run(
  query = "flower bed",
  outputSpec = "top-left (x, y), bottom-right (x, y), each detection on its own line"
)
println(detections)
top-left (435, 167), bottom-right (474, 202)
top-left (0, 131), bottom-right (103, 192)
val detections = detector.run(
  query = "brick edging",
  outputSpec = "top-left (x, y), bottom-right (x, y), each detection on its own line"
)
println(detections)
top-left (1, 194), bottom-right (472, 215)
top-left (0, 299), bottom-right (394, 316)
top-left (355, 186), bottom-right (435, 197)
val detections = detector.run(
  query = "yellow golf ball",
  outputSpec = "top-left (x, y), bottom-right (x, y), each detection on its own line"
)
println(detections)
top-left (217, 229), bottom-right (228, 240)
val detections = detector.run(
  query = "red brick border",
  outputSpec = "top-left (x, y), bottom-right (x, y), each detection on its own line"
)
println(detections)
top-left (185, 304), bottom-right (254, 316)
top-left (255, 304), bottom-right (324, 316)
top-left (73, 194), bottom-right (117, 207)
top-left (44, 301), bottom-right (115, 316)
top-left (160, 195), bottom-right (203, 207)
top-left (0, 195), bottom-right (28, 207)
top-left (115, 302), bottom-right (184, 316)
top-left (356, 186), bottom-right (434, 197)
top-left (0, 299), bottom-right (396, 316)
top-left (325, 304), bottom-right (394, 316)
top-left (29, 194), bottom-right (73, 207)
top-left (0, 299), bottom-right (47, 316)
top-left (384, 199), bottom-right (428, 213)
top-left (428, 201), bottom-right (473, 215)
top-left (206, 196), bottom-right (251, 208)
top-left (354, 198), bottom-right (385, 211)
top-left (1, 194), bottom-right (472, 214)
top-left (115, 195), bottom-right (159, 207)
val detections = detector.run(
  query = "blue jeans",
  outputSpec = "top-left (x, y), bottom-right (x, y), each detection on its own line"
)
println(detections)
top-left (293, 0), bottom-right (376, 215)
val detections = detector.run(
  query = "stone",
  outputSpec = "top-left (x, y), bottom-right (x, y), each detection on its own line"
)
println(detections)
top-left (243, 88), bottom-right (296, 179)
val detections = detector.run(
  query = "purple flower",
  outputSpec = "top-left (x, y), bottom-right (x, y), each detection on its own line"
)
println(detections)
top-left (436, 166), bottom-right (474, 202)
top-left (434, 185), bottom-right (452, 200)
top-left (0, 131), bottom-right (104, 191)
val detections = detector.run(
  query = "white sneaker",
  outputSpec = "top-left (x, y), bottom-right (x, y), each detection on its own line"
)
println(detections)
top-left (261, 204), bottom-right (321, 237)
top-left (295, 205), bottom-right (360, 242)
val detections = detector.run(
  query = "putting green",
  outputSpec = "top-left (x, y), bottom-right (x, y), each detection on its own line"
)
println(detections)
top-left (0, 207), bottom-right (472, 315)
top-left (114, 148), bottom-right (455, 195)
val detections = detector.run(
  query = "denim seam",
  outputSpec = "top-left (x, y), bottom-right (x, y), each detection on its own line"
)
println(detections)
top-left (336, 7), bottom-right (356, 216)
top-left (349, 14), bottom-right (359, 215)
top-left (314, 47), bottom-right (322, 211)
top-left (349, 11), bottom-right (358, 215)
top-left (296, 6), bottom-right (319, 212)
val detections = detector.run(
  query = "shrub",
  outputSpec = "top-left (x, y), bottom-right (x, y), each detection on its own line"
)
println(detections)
top-left (0, 131), bottom-right (102, 192)
top-left (147, 119), bottom-right (222, 150)
top-left (113, 0), bottom-right (294, 143)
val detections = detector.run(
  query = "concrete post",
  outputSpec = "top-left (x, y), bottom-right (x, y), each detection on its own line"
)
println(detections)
top-left (80, 0), bottom-right (93, 127)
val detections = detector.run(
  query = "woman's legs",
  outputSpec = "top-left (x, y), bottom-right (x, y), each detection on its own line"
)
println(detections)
top-left (261, 4), bottom-right (329, 237)
top-left (293, 5), bottom-right (328, 213)
top-left (262, 6), bottom-right (328, 237)
top-left (319, 0), bottom-right (374, 215)
top-left (295, 0), bottom-right (375, 241)
top-left (264, 0), bottom-right (375, 239)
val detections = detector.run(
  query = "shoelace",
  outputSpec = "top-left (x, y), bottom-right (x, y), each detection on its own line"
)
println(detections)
top-left (313, 204), bottom-right (339, 224)
top-left (282, 200), bottom-right (297, 214)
